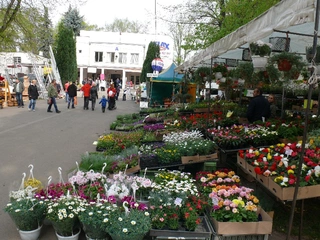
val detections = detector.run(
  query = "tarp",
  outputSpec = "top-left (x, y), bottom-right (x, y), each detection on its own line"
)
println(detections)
top-left (176, 0), bottom-right (317, 71)
top-left (152, 62), bottom-right (184, 83)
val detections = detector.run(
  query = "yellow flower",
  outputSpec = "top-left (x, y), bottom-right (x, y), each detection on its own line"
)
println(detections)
top-left (254, 150), bottom-right (260, 156)
top-left (267, 153), bottom-right (272, 160)
top-left (288, 169), bottom-right (294, 175)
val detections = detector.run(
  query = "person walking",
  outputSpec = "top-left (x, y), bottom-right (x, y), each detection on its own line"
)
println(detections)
top-left (27, 79), bottom-right (39, 112)
top-left (64, 81), bottom-right (70, 102)
top-left (90, 82), bottom-right (99, 110)
top-left (81, 81), bottom-right (91, 110)
top-left (246, 88), bottom-right (270, 123)
top-left (13, 79), bottom-right (25, 108)
top-left (67, 81), bottom-right (77, 109)
top-left (47, 79), bottom-right (61, 113)
top-left (99, 95), bottom-right (108, 113)
top-left (107, 83), bottom-right (117, 110)
top-left (100, 79), bottom-right (106, 91)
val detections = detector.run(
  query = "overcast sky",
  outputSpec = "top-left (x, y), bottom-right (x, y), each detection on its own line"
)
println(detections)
top-left (53, 0), bottom-right (185, 34)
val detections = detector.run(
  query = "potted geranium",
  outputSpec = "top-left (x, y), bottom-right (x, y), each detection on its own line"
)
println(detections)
top-left (4, 197), bottom-right (47, 240)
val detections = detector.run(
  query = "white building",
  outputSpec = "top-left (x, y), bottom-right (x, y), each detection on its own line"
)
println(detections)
top-left (76, 30), bottom-right (174, 88)
top-left (0, 52), bottom-right (48, 80)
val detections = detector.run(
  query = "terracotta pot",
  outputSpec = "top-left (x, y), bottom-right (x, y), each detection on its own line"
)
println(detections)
top-left (278, 59), bottom-right (292, 71)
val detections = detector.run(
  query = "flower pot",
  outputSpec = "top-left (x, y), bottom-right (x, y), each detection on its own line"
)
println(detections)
top-left (215, 72), bottom-right (222, 79)
top-left (251, 56), bottom-right (269, 69)
top-left (18, 225), bottom-right (42, 240)
top-left (83, 224), bottom-right (109, 240)
top-left (55, 229), bottom-right (81, 240)
top-left (108, 233), bottom-right (145, 240)
top-left (86, 234), bottom-right (110, 240)
top-left (278, 59), bottom-right (292, 71)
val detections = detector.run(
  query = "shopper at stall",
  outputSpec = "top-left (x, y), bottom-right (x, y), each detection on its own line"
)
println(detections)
top-left (268, 94), bottom-right (278, 118)
top-left (246, 88), bottom-right (270, 123)
top-left (27, 79), bottom-right (39, 111)
top-left (47, 79), bottom-right (61, 113)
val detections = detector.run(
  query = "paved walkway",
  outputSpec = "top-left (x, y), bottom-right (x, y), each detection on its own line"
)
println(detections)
top-left (0, 97), bottom-right (293, 239)
top-left (0, 96), bottom-right (140, 239)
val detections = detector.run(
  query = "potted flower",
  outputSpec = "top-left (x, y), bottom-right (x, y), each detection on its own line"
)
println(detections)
top-left (4, 197), bottom-right (47, 240)
top-left (46, 195), bottom-right (82, 238)
top-left (78, 200), bottom-right (112, 240)
top-left (106, 201), bottom-right (151, 240)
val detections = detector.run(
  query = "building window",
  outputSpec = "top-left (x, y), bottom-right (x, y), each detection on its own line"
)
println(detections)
top-left (106, 52), bottom-right (115, 63)
top-left (13, 57), bottom-right (21, 63)
top-left (119, 53), bottom-right (127, 64)
top-left (130, 53), bottom-right (139, 64)
top-left (136, 76), bottom-right (140, 85)
top-left (95, 52), bottom-right (103, 62)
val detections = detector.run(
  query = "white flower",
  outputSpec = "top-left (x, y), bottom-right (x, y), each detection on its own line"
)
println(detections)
top-left (123, 228), bottom-right (128, 233)
top-left (131, 220), bottom-right (136, 225)
top-left (118, 217), bottom-right (123, 221)
top-left (103, 218), bottom-right (109, 222)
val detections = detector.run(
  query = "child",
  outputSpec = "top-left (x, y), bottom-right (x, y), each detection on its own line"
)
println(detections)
top-left (99, 95), bottom-right (108, 113)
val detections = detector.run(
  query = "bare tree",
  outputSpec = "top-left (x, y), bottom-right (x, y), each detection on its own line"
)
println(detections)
top-left (104, 18), bottom-right (148, 34)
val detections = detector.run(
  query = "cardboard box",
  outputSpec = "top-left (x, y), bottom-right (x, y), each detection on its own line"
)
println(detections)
top-left (246, 163), bottom-right (257, 179)
top-left (199, 153), bottom-right (218, 162)
top-left (268, 178), bottom-right (320, 200)
top-left (210, 208), bottom-right (272, 235)
top-left (237, 155), bottom-right (247, 170)
top-left (181, 155), bottom-right (200, 164)
top-left (256, 174), bottom-right (269, 188)
top-left (126, 165), bottom-right (141, 175)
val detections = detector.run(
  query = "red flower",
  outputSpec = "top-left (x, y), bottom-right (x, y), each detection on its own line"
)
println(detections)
top-left (305, 175), bottom-right (311, 182)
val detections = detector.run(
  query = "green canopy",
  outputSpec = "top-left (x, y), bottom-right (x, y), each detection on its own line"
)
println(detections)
top-left (151, 63), bottom-right (184, 83)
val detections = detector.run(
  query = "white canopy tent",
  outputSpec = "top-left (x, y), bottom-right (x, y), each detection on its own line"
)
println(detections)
top-left (176, 0), bottom-right (318, 71)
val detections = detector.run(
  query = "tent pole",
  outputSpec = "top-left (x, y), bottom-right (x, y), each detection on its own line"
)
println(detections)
top-left (206, 57), bottom-right (213, 135)
top-left (286, 0), bottom-right (320, 239)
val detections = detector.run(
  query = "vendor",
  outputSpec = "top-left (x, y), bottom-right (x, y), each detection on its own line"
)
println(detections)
top-left (246, 88), bottom-right (270, 123)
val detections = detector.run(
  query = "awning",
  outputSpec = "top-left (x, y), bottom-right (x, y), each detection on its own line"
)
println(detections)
top-left (176, 0), bottom-right (317, 71)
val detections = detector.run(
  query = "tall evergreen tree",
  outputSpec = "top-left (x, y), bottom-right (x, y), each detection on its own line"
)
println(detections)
top-left (140, 42), bottom-right (160, 83)
top-left (38, 6), bottom-right (53, 58)
top-left (55, 21), bottom-right (77, 84)
top-left (63, 5), bottom-right (84, 36)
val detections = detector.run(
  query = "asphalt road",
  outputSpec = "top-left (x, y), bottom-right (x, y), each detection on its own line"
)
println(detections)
top-left (0, 95), bottom-right (140, 239)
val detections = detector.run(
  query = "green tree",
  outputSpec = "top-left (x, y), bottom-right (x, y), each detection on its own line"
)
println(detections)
top-left (104, 18), bottom-right (148, 33)
top-left (63, 5), bottom-right (84, 36)
top-left (170, 0), bottom-right (280, 52)
top-left (140, 42), bottom-right (160, 83)
top-left (54, 21), bottom-right (77, 84)
top-left (38, 6), bottom-right (53, 58)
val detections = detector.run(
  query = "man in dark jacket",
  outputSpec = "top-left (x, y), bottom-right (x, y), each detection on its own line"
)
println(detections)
top-left (246, 88), bottom-right (270, 123)
top-left (67, 81), bottom-right (77, 109)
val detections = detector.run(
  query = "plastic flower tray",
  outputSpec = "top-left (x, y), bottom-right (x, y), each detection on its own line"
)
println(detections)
top-left (149, 216), bottom-right (212, 239)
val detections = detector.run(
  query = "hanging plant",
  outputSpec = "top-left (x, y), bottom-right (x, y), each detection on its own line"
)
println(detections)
top-left (249, 41), bottom-right (272, 57)
top-left (212, 63), bottom-right (228, 75)
top-left (194, 66), bottom-right (211, 84)
top-left (269, 52), bottom-right (306, 73)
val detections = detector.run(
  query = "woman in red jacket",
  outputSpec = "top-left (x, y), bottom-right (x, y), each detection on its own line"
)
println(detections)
top-left (107, 83), bottom-right (117, 110)
top-left (81, 81), bottom-right (91, 110)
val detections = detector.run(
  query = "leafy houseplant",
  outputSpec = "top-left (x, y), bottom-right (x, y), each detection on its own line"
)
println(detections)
top-left (4, 197), bottom-right (47, 231)
top-left (249, 41), bottom-right (272, 57)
